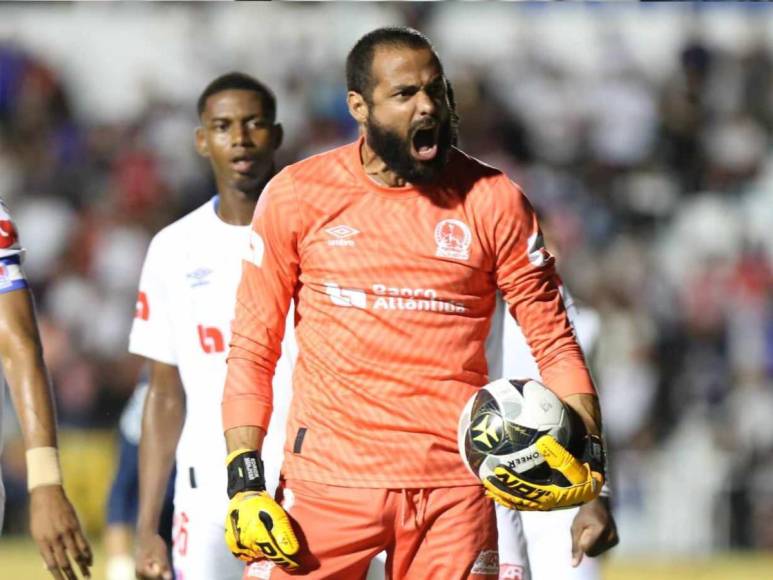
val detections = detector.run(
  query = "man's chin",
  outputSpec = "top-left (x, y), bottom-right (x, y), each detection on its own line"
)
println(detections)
top-left (232, 176), bottom-right (263, 196)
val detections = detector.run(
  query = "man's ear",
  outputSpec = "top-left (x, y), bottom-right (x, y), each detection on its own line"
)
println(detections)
top-left (272, 123), bottom-right (284, 151)
top-left (347, 91), bottom-right (369, 125)
top-left (194, 126), bottom-right (208, 158)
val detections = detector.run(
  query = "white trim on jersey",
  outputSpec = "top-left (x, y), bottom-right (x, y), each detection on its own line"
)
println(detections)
top-left (0, 199), bottom-right (27, 294)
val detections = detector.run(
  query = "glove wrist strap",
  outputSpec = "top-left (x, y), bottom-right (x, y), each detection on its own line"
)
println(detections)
top-left (583, 434), bottom-right (607, 478)
top-left (226, 449), bottom-right (266, 499)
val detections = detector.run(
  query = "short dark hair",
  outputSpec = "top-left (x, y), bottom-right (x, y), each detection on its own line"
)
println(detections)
top-left (346, 27), bottom-right (442, 102)
top-left (196, 72), bottom-right (276, 121)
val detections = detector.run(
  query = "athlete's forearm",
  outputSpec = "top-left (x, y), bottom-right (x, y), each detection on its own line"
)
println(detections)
top-left (137, 360), bottom-right (185, 534)
top-left (222, 349), bottom-right (275, 432)
top-left (225, 426), bottom-right (266, 454)
top-left (0, 289), bottom-right (58, 449)
top-left (563, 393), bottom-right (602, 437)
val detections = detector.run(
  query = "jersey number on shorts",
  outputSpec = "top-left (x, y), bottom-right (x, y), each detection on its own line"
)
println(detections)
top-left (173, 511), bottom-right (190, 557)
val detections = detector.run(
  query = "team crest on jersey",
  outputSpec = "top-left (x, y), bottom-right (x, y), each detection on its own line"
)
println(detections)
top-left (0, 219), bottom-right (18, 249)
top-left (434, 219), bottom-right (471, 260)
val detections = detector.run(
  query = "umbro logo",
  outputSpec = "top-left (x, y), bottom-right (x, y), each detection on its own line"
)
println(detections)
top-left (324, 225), bottom-right (359, 247)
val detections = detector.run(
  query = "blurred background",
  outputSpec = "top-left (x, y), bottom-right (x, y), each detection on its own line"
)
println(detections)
top-left (1, 2), bottom-right (772, 578)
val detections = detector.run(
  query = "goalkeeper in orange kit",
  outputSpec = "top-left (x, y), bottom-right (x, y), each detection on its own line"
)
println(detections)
top-left (222, 27), bottom-right (606, 579)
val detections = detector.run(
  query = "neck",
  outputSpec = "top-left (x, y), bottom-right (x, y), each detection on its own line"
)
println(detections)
top-left (216, 169), bottom-right (273, 225)
top-left (215, 194), bottom-right (254, 225)
top-left (360, 139), bottom-right (406, 188)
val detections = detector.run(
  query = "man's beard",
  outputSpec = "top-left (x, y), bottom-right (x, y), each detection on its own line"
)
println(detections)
top-left (365, 114), bottom-right (456, 185)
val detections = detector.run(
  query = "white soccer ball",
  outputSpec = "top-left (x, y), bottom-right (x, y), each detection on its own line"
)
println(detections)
top-left (458, 378), bottom-right (575, 484)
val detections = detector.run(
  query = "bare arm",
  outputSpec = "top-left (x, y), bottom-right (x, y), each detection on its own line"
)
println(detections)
top-left (136, 360), bottom-right (185, 534)
top-left (224, 425), bottom-right (266, 454)
top-left (135, 359), bottom-right (185, 580)
top-left (0, 288), bottom-right (92, 579)
top-left (0, 289), bottom-right (57, 448)
top-left (563, 393), bottom-right (602, 437)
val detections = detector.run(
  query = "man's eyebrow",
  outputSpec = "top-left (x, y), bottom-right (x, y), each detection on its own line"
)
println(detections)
top-left (208, 114), bottom-right (269, 122)
top-left (391, 83), bottom-right (419, 92)
top-left (391, 75), bottom-right (444, 91)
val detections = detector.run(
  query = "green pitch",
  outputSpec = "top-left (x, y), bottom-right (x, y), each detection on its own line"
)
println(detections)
top-left (1, 538), bottom-right (772, 579)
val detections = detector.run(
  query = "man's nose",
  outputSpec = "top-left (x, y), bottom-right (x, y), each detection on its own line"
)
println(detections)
top-left (415, 89), bottom-right (437, 117)
top-left (232, 123), bottom-right (252, 145)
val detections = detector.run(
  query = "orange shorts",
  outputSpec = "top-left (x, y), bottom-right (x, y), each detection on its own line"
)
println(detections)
top-left (243, 479), bottom-right (498, 580)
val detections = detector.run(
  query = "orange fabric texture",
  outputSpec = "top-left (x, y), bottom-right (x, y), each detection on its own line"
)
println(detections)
top-left (223, 138), bottom-right (596, 488)
top-left (242, 480), bottom-right (498, 580)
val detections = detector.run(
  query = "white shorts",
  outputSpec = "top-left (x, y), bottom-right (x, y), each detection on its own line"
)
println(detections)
top-left (171, 490), bottom-right (243, 580)
top-left (520, 508), bottom-right (599, 580)
top-left (495, 504), bottom-right (530, 580)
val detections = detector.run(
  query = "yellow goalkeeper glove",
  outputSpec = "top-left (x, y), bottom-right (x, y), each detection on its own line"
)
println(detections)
top-left (224, 449), bottom-right (300, 569)
top-left (483, 434), bottom-right (605, 512)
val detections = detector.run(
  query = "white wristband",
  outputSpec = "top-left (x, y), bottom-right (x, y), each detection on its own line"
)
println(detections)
top-left (26, 446), bottom-right (63, 490)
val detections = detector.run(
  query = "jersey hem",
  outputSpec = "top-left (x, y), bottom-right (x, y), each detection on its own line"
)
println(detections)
top-left (128, 341), bottom-right (177, 366)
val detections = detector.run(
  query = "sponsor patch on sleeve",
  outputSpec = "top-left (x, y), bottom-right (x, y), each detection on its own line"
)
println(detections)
top-left (0, 255), bottom-right (28, 293)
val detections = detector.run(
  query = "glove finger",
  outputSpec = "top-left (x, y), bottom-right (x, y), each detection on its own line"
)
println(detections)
top-left (225, 510), bottom-right (261, 562)
top-left (259, 507), bottom-right (300, 556)
top-left (482, 479), bottom-right (516, 508)
top-left (484, 476), bottom-right (545, 511)
top-left (254, 511), bottom-right (300, 569)
top-left (536, 436), bottom-right (589, 485)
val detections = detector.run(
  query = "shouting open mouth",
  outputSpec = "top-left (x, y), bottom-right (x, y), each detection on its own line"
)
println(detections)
top-left (410, 124), bottom-right (439, 162)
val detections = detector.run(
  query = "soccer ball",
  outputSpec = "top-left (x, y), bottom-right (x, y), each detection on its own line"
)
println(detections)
top-left (458, 378), bottom-right (578, 485)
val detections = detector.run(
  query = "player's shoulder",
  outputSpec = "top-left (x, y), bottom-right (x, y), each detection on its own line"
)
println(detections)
top-left (0, 196), bottom-right (23, 257)
top-left (286, 141), bottom-right (356, 176)
top-left (447, 148), bottom-right (525, 208)
top-left (148, 197), bottom-right (217, 253)
top-left (277, 141), bottom-right (358, 193)
top-left (0, 196), bottom-right (17, 224)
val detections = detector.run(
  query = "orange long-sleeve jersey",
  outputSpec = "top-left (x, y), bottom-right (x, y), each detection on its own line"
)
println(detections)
top-left (223, 138), bottom-right (596, 488)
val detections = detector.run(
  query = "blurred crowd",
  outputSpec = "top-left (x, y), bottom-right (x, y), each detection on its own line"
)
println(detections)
top-left (1, 3), bottom-right (772, 555)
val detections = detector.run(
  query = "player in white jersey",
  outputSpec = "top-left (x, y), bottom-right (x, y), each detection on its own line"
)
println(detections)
top-left (487, 288), bottom-right (619, 580)
top-left (132, 73), bottom-right (293, 580)
top-left (0, 198), bottom-right (93, 579)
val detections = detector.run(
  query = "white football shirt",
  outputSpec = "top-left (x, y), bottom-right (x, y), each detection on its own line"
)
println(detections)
top-left (129, 196), bottom-right (296, 517)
